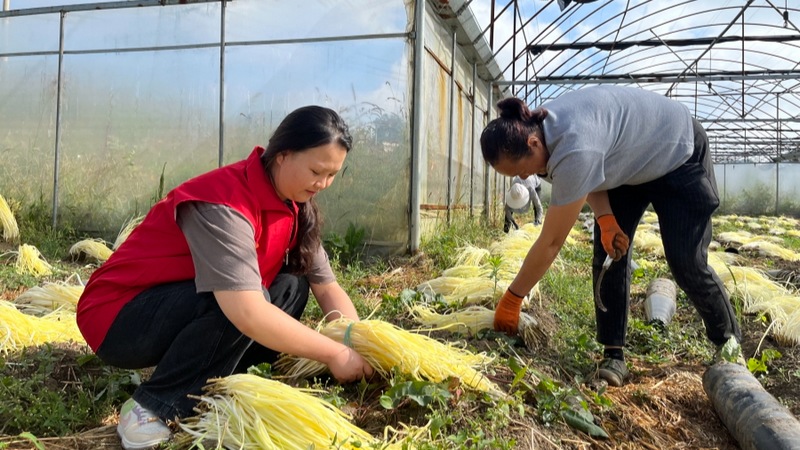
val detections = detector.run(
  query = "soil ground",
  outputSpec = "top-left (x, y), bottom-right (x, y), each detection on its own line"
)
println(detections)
top-left (1, 252), bottom-right (798, 450)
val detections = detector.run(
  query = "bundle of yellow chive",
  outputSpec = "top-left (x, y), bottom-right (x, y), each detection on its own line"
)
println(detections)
top-left (178, 373), bottom-right (407, 450)
top-left (0, 193), bottom-right (20, 242)
top-left (408, 304), bottom-right (547, 349)
top-left (113, 215), bottom-right (144, 250)
top-left (0, 300), bottom-right (85, 354)
top-left (14, 279), bottom-right (84, 315)
top-left (708, 252), bottom-right (800, 345)
top-left (69, 238), bottom-right (114, 262)
top-left (275, 318), bottom-right (503, 397)
top-left (13, 244), bottom-right (53, 277)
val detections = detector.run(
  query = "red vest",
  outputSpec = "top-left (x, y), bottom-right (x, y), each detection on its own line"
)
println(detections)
top-left (76, 147), bottom-right (297, 351)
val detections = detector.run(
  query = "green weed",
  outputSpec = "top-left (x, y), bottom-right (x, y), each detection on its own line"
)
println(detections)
top-left (0, 344), bottom-right (141, 436)
top-left (324, 222), bottom-right (367, 267)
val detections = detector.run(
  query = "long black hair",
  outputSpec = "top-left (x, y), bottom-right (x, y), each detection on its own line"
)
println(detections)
top-left (480, 97), bottom-right (548, 166)
top-left (261, 106), bottom-right (352, 274)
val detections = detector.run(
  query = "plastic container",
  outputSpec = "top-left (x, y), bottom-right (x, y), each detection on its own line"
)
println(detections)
top-left (644, 278), bottom-right (677, 325)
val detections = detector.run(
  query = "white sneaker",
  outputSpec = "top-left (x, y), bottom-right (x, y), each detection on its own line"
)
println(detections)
top-left (117, 398), bottom-right (172, 449)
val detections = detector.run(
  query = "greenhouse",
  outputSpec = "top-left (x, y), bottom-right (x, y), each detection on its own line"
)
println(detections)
top-left (2, 0), bottom-right (800, 254)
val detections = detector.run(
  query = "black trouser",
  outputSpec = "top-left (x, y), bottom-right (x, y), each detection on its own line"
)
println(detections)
top-left (96, 273), bottom-right (310, 420)
top-left (592, 118), bottom-right (741, 348)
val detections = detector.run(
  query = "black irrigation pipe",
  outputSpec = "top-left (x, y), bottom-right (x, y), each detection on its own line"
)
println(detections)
top-left (703, 362), bottom-right (800, 450)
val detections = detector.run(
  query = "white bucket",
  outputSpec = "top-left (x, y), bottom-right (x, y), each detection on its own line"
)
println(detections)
top-left (644, 278), bottom-right (677, 325)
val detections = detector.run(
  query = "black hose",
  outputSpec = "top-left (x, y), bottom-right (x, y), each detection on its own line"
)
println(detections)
top-left (703, 362), bottom-right (800, 450)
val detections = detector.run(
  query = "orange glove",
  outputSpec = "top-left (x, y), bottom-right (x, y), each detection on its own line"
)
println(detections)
top-left (494, 289), bottom-right (524, 335)
top-left (597, 214), bottom-right (630, 261)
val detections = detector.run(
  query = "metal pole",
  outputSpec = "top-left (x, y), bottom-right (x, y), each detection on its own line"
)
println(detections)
top-left (775, 93), bottom-right (780, 215)
top-left (52, 11), bottom-right (65, 228)
top-left (741, 13), bottom-right (745, 119)
top-left (469, 62), bottom-right (476, 218)
top-left (483, 86), bottom-right (493, 222)
top-left (723, 163), bottom-right (727, 209)
top-left (409, 0), bottom-right (425, 253)
top-left (511, 0), bottom-right (517, 97)
top-left (489, 0), bottom-right (495, 49)
top-left (218, 0), bottom-right (226, 167)
top-left (446, 26), bottom-right (456, 225)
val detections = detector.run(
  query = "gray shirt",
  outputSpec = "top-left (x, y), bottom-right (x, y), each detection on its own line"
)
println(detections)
top-left (540, 86), bottom-right (694, 206)
top-left (176, 201), bottom-right (335, 294)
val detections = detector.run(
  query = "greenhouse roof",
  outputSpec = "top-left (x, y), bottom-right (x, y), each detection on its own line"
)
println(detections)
top-left (443, 0), bottom-right (800, 163)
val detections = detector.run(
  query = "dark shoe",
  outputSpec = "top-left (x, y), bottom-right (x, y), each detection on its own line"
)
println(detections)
top-left (598, 358), bottom-right (629, 387)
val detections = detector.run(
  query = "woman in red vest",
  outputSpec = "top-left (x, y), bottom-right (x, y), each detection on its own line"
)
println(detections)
top-left (76, 106), bottom-right (374, 450)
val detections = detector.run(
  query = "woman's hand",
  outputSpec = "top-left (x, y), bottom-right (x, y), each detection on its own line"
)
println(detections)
top-left (597, 214), bottom-right (630, 261)
top-left (325, 344), bottom-right (375, 383)
top-left (216, 291), bottom-right (372, 382)
top-left (493, 289), bottom-right (524, 335)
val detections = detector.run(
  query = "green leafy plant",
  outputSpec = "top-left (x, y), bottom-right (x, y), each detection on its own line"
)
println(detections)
top-left (324, 222), bottom-right (367, 266)
top-left (533, 376), bottom-right (608, 438)
top-left (747, 348), bottom-right (782, 376)
top-left (379, 380), bottom-right (452, 409)
top-left (150, 162), bottom-right (168, 206)
top-left (487, 255), bottom-right (503, 296)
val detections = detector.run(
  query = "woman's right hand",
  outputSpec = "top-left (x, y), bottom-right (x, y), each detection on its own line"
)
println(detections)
top-left (597, 214), bottom-right (630, 261)
top-left (326, 344), bottom-right (375, 383)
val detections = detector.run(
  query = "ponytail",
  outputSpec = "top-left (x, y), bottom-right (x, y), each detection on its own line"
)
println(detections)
top-left (497, 97), bottom-right (548, 123)
top-left (481, 98), bottom-right (547, 166)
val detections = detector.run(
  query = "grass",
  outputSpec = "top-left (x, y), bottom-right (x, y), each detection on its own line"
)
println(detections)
top-left (421, 211), bottom-right (504, 272)
top-left (1, 205), bottom-right (799, 449)
top-left (0, 344), bottom-right (140, 437)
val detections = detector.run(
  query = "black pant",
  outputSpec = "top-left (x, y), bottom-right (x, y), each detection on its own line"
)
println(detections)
top-left (96, 273), bottom-right (310, 420)
top-left (593, 118), bottom-right (741, 348)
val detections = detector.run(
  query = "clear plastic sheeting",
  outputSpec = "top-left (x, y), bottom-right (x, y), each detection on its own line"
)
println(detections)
top-left (0, 0), bottom-right (419, 253)
top-left (419, 1), bottom-right (497, 230)
top-left (63, 4), bottom-right (222, 51)
top-left (0, 55), bottom-right (58, 207)
top-left (0, 14), bottom-right (59, 53)
top-left (715, 163), bottom-right (800, 216)
top-left (58, 49), bottom-right (221, 233)
top-left (465, 1), bottom-right (800, 166)
top-left (226, 0), bottom-right (408, 41)
top-left (221, 20), bottom-right (411, 253)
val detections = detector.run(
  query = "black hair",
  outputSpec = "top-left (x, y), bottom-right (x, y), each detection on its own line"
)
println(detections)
top-left (480, 97), bottom-right (548, 166)
top-left (261, 106), bottom-right (352, 274)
